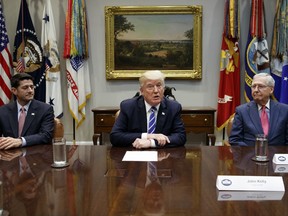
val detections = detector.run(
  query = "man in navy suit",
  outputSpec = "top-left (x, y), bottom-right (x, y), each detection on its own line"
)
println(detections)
top-left (0, 73), bottom-right (54, 149)
top-left (110, 70), bottom-right (186, 148)
top-left (229, 73), bottom-right (288, 146)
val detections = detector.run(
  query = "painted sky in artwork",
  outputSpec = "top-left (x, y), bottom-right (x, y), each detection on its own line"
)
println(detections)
top-left (118, 14), bottom-right (193, 41)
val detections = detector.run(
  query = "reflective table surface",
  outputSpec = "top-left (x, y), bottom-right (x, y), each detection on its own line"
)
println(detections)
top-left (0, 144), bottom-right (288, 216)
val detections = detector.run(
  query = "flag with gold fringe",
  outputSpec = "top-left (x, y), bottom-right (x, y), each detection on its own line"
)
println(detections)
top-left (280, 55), bottom-right (288, 103)
top-left (63, 0), bottom-right (91, 128)
top-left (13, 0), bottom-right (45, 102)
top-left (270, 0), bottom-right (288, 104)
top-left (41, 0), bottom-right (63, 118)
top-left (244, 0), bottom-right (271, 102)
top-left (216, 0), bottom-right (240, 131)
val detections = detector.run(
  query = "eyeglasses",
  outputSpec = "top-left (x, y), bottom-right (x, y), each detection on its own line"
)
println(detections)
top-left (145, 84), bottom-right (163, 91)
top-left (251, 84), bottom-right (268, 90)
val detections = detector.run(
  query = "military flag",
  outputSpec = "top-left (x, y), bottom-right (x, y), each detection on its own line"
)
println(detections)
top-left (13, 0), bottom-right (45, 102)
top-left (216, 0), bottom-right (240, 130)
top-left (244, 0), bottom-right (271, 102)
top-left (270, 0), bottom-right (288, 103)
top-left (280, 55), bottom-right (288, 103)
top-left (41, 0), bottom-right (63, 118)
top-left (63, 0), bottom-right (91, 128)
top-left (0, 1), bottom-right (12, 106)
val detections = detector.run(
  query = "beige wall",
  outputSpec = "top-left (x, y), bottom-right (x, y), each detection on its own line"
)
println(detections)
top-left (2, 0), bottom-right (276, 143)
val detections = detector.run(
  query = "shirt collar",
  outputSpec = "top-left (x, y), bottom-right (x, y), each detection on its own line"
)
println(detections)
top-left (144, 101), bottom-right (160, 113)
top-left (17, 101), bottom-right (31, 112)
top-left (257, 100), bottom-right (270, 111)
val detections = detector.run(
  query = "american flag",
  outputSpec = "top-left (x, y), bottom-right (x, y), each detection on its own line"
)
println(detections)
top-left (0, 1), bottom-right (12, 106)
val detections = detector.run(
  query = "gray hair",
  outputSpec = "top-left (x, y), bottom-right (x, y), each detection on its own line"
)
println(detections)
top-left (139, 70), bottom-right (165, 87)
top-left (253, 73), bottom-right (275, 87)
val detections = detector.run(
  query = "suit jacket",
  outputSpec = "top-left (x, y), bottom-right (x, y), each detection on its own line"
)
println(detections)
top-left (110, 96), bottom-right (186, 147)
top-left (0, 99), bottom-right (54, 146)
top-left (229, 100), bottom-right (288, 146)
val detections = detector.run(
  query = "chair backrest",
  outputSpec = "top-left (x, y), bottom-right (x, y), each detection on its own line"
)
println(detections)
top-left (53, 118), bottom-right (64, 138)
top-left (223, 117), bottom-right (234, 146)
top-left (115, 110), bottom-right (120, 121)
top-left (133, 86), bottom-right (177, 100)
top-left (227, 117), bottom-right (234, 138)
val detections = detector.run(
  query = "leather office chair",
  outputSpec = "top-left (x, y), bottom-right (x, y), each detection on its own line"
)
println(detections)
top-left (223, 117), bottom-right (234, 146)
top-left (53, 118), bottom-right (64, 138)
top-left (115, 110), bottom-right (120, 121)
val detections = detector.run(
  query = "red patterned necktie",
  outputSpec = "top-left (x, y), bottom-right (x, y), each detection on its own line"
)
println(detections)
top-left (260, 105), bottom-right (269, 136)
top-left (18, 107), bottom-right (26, 137)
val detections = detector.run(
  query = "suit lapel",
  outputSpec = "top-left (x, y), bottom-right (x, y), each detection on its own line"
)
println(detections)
top-left (137, 97), bottom-right (147, 132)
top-left (248, 101), bottom-right (263, 134)
top-left (22, 100), bottom-right (37, 135)
top-left (156, 99), bottom-right (167, 133)
top-left (8, 102), bottom-right (19, 137)
top-left (269, 101), bottom-right (279, 138)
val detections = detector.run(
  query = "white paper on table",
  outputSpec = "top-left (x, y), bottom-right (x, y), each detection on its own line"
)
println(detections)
top-left (122, 151), bottom-right (158, 161)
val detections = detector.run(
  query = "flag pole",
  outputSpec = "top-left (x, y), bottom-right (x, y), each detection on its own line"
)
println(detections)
top-left (73, 118), bottom-right (76, 143)
top-left (222, 128), bottom-right (226, 141)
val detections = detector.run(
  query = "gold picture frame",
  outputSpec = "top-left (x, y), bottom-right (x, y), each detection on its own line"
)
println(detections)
top-left (105, 5), bottom-right (202, 80)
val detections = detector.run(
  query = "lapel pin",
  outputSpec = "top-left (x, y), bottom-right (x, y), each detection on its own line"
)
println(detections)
top-left (31, 113), bottom-right (35, 116)
top-left (162, 112), bottom-right (165, 115)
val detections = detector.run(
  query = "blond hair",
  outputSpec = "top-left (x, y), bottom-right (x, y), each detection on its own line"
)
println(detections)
top-left (139, 70), bottom-right (165, 87)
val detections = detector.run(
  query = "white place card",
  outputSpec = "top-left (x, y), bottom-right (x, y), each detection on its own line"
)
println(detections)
top-left (217, 191), bottom-right (284, 201)
top-left (273, 154), bottom-right (288, 164)
top-left (122, 151), bottom-right (158, 161)
top-left (216, 175), bottom-right (285, 191)
top-left (273, 163), bottom-right (288, 173)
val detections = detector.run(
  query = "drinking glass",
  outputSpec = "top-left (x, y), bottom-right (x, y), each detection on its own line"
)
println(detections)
top-left (51, 138), bottom-right (69, 168)
top-left (253, 134), bottom-right (269, 162)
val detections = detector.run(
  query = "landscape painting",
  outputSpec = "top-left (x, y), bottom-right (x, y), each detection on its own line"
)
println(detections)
top-left (105, 6), bottom-right (202, 80)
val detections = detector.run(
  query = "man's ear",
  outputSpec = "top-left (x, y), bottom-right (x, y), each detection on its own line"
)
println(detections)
top-left (11, 87), bottom-right (17, 95)
top-left (270, 87), bottom-right (274, 94)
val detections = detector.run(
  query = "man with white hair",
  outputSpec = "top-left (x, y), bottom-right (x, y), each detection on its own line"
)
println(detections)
top-left (229, 72), bottom-right (288, 146)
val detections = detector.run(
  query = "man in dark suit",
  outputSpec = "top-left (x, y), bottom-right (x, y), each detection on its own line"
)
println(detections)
top-left (110, 70), bottom-right (186, 148)
top-left (0, 73), bottom-right (54, 149)
top-left (229, 72), bottom-right (288, 146)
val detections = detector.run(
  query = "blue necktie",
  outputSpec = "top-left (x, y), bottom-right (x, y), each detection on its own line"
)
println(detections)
top-left (148, 162), bottom-right (157, 182)
top-left (148, 107), bottom-right (156, 134)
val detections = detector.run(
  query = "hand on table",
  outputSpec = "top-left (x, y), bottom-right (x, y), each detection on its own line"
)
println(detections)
top-left (0, 137), bottom-right (22, 150)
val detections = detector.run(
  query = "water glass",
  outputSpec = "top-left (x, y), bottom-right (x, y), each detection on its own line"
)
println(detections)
top-left (254, 134), bottom-right (268, 162)
top-left (51, 138), bottom-right (69, 168)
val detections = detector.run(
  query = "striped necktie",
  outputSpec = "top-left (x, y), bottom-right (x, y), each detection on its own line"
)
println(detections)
top-left (148, 162), bottom-right (157, 182)
top-left (148, 107), bottom-right (156, 134)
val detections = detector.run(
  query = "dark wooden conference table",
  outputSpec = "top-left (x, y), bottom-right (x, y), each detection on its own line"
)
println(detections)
top-left (1, 143), bottom-right (288, 216)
